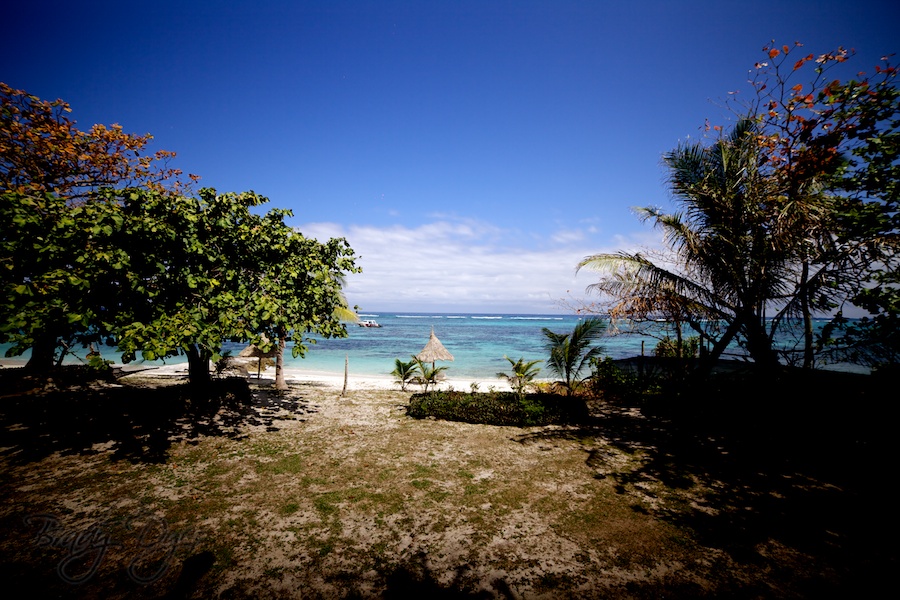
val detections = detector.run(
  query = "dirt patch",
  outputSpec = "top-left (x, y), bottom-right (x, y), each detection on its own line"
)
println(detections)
top-left (0, 374), bottom-right (893, 598)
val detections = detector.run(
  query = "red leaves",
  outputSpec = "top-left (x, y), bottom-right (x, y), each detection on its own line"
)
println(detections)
top-left (2, 83), bottom-right (193, 200)
top-left (769, 48), bottom-right (780, 59)
top-left (823, 79), bottom-right (842, 97)
top-left (793, 53), bottom-right (814, 70)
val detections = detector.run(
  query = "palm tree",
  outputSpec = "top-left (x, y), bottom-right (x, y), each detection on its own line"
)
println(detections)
top-left (412, 356), bottom-right (448, 393)
top-left (391, 358), bottom-right (418, 391)
top-left (496, 356), bottom-right (542, 398)
top-left (579, 120), bottom-right (790, 372)
top-left (542, 318), bottom-right (606, 395)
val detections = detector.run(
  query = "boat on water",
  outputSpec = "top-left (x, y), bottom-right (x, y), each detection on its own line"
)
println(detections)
top-left (358, 319), bottom-right (382, 328)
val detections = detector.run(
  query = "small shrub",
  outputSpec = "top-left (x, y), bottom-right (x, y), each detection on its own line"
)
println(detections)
top-left (654, 336), bottom-right (700, 358)
top-left (588, 357), bottom-right (659, 400)
top-left (407, 390), bottom-right (587, 427)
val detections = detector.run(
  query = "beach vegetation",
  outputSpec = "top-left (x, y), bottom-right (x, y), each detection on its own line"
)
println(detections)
top-left (578, 44), bottom-right (898, 374)
top-left (391, 358), bottom-right (418, 391)
top-left (496, 355), bottom-right (542, 399)
top-left (80, 187), bottom-right (359, 389)
top-left (407, 390), bottom-right (588, 427)
top-left (654, 336), bottom-right (700, 359)
top-left (411, 356), bottom-right (448, 392)
top-left (0, 84), bottom-right (359, 387)
top-left (542, 317), bottom-right (606, 395)
top-left (587, 356), bottom-right (661, 401)
top-left (0, 82), bottom-right (194, 372)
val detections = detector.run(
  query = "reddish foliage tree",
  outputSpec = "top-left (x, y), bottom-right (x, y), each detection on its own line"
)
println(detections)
top-left (1, 82), bottom-right (197, 201)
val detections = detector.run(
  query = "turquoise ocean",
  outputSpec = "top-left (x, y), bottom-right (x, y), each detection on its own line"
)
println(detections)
top-left (1, 313), bottom-right (857, 379)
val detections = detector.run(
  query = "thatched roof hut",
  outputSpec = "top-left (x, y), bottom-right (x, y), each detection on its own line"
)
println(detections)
top-left (238, 336), bottom-right (277, 378)
top-left (416, 329), bottom-right (454, 366)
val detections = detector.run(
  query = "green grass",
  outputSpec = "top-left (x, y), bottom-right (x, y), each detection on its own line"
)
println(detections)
top-left (280, 502), bottom-right (300, 515)
top-left (257, 453), bottom-right (305, 475)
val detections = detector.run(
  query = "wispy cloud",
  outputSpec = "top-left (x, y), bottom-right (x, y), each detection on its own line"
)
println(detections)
top-left (298, 218), bottom-right (660, 313)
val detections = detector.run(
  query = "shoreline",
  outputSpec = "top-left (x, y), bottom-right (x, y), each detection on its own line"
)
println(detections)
top-left (1, 360), bottom-right (514, 392)
top-left (127, 363), bottom-right (514, 392)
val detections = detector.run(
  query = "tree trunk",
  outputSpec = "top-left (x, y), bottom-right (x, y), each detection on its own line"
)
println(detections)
top-left (274, 333), bottom-right (288, 391)
top-left (675, 320), bottom-right (684, 359)
top-left (697, 319), bottom-right (741, 377)
top-left (24, 332), bottom-right (57, 372)
top-left (744, 317), bottom-right (780, 372)
top-left (800, 261), bottom-right (815, 369)
top-left (186, 344), bottom-right (211, 388)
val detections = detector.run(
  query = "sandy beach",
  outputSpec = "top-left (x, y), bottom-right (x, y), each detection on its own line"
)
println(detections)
top-left (115, 361), bottom-right (516, 393)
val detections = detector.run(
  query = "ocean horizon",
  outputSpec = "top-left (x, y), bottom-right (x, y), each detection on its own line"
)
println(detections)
top-left (0, 312), bottom-right (862, 379)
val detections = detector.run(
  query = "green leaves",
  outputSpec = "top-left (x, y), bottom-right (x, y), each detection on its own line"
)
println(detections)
top-left (542, 318), bottom-right (605, 395)
top-left (2, 81), bottom-right (360, 377)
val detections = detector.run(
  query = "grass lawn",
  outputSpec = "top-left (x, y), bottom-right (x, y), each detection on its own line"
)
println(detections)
top-left (0, 368), bottom-right (894, 598)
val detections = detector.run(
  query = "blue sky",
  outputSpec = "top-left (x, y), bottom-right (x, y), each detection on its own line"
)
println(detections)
top-left (4, 1), bottom-right (897, 313)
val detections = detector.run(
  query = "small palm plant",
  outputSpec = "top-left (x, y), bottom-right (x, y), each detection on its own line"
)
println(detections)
top-left (496, 356), bottom-right (542, 399)
top-left (391, 358), bottom-right (418, 391)
top-left (543, 317), bottom-right (606, 396)
top-left (412, 356), bottom-right (448, 392)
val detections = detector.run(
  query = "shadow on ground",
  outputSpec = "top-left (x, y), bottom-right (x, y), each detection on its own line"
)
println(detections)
top-left (514, 368), bottom-right (898, 597)
top-left (0, 368), bottom-right (315, 465)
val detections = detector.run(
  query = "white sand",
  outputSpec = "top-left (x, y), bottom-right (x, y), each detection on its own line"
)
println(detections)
top-left (117, 362), bottom-right (514, 392)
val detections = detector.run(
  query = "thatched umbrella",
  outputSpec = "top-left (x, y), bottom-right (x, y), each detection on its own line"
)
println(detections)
top-left (416, 328), bottom-right (454, 369)
top-left (238, 337), bottom-right (277, 379)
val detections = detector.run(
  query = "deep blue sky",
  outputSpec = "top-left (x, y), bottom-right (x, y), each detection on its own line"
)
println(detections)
top-left (4, 1), bottom-right (897, 313)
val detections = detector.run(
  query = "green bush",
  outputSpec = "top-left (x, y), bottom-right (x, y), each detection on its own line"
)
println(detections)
top-left (654, 336), bottom-right (700, 358)
top-left (407, 390), bottom-right (587, 427)
top-left (588, 356), bottom-right (660, 400)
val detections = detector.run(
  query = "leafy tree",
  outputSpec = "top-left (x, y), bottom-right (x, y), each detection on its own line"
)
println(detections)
top-left (0, 83), bottom-right (193, 371)
top-left (109, 188), bottom-right (358, 388)
top-left (391, 358), bottom-right (418, 391)
top-left (742, 43), bottom-right (899, 368)
top-left (579, 44), bottom-right (898, 373)
top-left (580, 121), bottom-right (790, 371)
top-left (496, 356), bottom-right (542, 398)
top-left (105, 189), bottom-right (264, 386)
top-left (1, 84), bottom-right (360, 384)
top-left (0, 190), bottom-right (135, 369)
top-left (1, 82), bottom-right (193, 201)
top-left (542, 318), bottom-right (605, 395)
top-left (255, 235), bottom-right (360, 391)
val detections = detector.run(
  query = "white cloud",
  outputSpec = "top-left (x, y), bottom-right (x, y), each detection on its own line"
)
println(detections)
top-left (550, 228), bottom-right (586, 245)
top-left (298, 218), bottom-right (661, 314)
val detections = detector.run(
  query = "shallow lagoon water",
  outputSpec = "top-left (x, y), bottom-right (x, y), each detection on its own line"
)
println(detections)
top-left (2, 313), bottom-right (858, 379)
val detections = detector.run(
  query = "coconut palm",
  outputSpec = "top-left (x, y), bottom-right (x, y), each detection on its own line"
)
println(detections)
top-left (579, 120), bottom-right (791, 372)
top-left (412, 356), bottom-right (448, 392)
top-left (496, 356), bottom-right (542, 398)
top-left (542, 318), bottom-right (606, 395)
top-left (391, 358), bottom-right (418, 391)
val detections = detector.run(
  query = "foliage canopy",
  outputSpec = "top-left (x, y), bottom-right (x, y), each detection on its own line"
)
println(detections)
top-left (1, 84), bottom-right (359, 384)
top-left (579, 43), bottom-right (898, 372)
